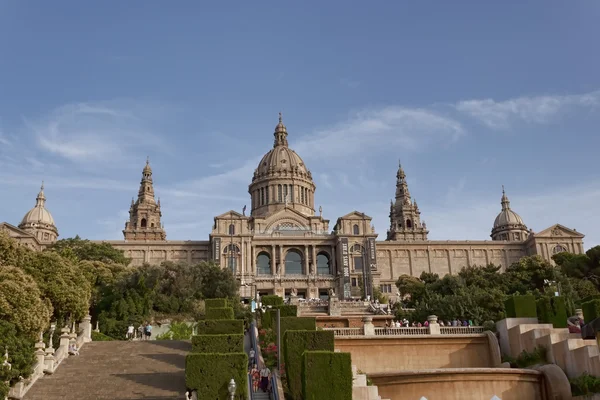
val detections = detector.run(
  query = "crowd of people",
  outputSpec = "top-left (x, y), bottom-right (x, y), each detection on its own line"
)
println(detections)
top-left (386, 318), bottom-right (476, 328)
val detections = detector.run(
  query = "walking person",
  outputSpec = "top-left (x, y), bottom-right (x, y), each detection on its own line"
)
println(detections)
top-left (127, 324), bottom-right (134, 340)
top-left (249, 348), bottom-right (255, 368)
top-left (259, 365), bottom-right (271, 392)
top-left (250, 364), bottom-right (260, 393)
top-left (145, 322), bottom-right (153, 340)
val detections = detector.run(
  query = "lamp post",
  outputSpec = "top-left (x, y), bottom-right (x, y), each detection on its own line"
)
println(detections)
top-left (47, 322), bottom-right (57, 353)
top-left (228, 378), bottom-right (236, 400)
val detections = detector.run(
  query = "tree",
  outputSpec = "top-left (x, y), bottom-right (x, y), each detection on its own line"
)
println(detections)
top-left (554, 246), bottom-right (600, 291)
top-left (0, 266), bottom-right (52, 337)
top-left (395, 274), bottom-right (426, 306)
top-left (196, 261), bottom-right (240, 299)
top-left (0, 320), bottom-right (35, 388)
top-left (47, 236), bottom-right (130, 265)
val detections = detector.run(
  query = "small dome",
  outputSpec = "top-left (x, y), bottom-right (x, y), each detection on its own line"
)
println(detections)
top-left (143, 157), bottom-right (152, 174)
top-left (19, 183), bottom-right (56, 228)
top-left (493, 208), bottom-right (525, 229)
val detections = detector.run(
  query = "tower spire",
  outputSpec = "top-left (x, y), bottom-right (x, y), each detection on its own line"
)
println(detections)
top-left (273, 112), bottom-right (288, 147)
top-left (387, 163), bottom-right (428, 241)
top-left (501, 185), bottom-right (510, 210)
top-left (35, 181), bottom-right (46, 207)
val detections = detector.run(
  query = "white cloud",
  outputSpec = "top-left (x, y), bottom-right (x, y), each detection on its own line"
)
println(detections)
top-left (25, 100), bottom-right (171, 165)
top-left (292, 106), bottom-right (465, 161)
top-left (456, 90), bottom-right (600, 129)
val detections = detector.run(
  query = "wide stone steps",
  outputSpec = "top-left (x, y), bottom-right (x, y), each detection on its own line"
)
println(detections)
top-left (23, 340), bottom-right (191, 400)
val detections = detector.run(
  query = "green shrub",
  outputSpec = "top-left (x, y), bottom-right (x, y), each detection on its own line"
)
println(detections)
top-left (205, 307), bottom-right (234, 320)
top-left (502, 345), bottom-right (548, 368)
top-left (262, 305), bottom-right (298, 329)
top-left (0, 321), bottom-right (35, 387)
top-left (280, 316), bottom-right (316, 338)
top-left (196, 319), bottom-right (244, 335)
top-left (205, 298), bottom-right (228, 310)
top-left (284, 330), bottom-right (335, 400)
top-left (578, 295), bottom-right (600, 307)
top-left (504, 295), bottom-right (537, 318)
top-left (536, 296), bottom-right (568, 328)
top-left (570, 372), bottom-right (600, 396)
top-left (155, 321), bottom-right (194, 340)
top-left (185, 353), bottom-right (248, 399)
top-left (582, 299), bottom-right (600, 322)
top-left (482, 320), bottom-right (497, 332)
top-left (191, 334), bottom-right (244, 353)
top-left (261, 295), bottom-right (284, 306)
top-left (91, 331), bottom-right (115, 341)
top-left (302, 351), bottom-right (352, 400)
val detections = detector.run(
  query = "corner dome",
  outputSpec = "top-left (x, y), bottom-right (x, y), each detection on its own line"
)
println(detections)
top-left (18, 182), bottom-right (59, 243)
top-left (491, 186), bottom-right (528, 241)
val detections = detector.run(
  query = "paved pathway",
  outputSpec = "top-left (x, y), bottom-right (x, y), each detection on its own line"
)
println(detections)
top-left (24, 340), bottom-right (190, 400)
top-left (246, 330), bottom-right (270, 400)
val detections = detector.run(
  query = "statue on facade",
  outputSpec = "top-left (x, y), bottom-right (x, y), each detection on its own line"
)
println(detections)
top-left (290, 287), bottom-right (298, 297)
top-left (242, 205), bottom-right (246, 216)
top-left (329, 288), bottom-right (335, 297)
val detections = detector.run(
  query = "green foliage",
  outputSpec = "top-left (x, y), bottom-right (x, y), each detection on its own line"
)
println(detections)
top-left (261, 294), bottom-right (284, 306)
top-left (206, 307), bottom-right (235, 320)
top-left (196, 319), bottom-right (243, 335)
top-left (91, 331), bottom-right (114, 341)
top-left (205, 298), bottom-right (228, 310)
top-left (155, 322), bottom-right (194, 340)
top-left (185, 353), bottom-right (248, 399)
top-left (284, 330), bottom-right (335, 400)
top-left (555, 246), bottom-right (600, 291)
top-left (582, 299), bottom-right (600, 322)
top-left (502, 346), bottom-right (548, 368)
top-left (482, 320), bottom-right (497, 332)
top-left (280, 316), bottom-right (316, 338)
top-left (191, 334), bottom-right (244, 353)
top-left (302, 351), bottom-right (352, 400)
top-left (570, 373), bottom-right (600, 396)
top-left (505, 295), bottom-right (537, 318)
top-left (0, 266), bottom-right (52, 337)
top-left (0, 321), bottom-right (35, 386)
top-left (48, 236), bottom-right (131, 265)
top-left (262, 305), bottom-right (298, 329)
top-left (536, 296), bottom-right (568, 328)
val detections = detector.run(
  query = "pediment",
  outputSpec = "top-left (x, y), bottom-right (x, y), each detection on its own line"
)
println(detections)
top-left (214, 210), bottom-right (246, 220)
top-left (338, 211), bottom-right (372, 220)
top-left (0, 222), bottom-right (35, 239)
top-left (535, 224), bottom-right (584, 238)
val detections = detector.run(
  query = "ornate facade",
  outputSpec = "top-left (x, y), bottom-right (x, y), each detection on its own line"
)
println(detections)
top-left (1, 115), bottom-right (586, 301)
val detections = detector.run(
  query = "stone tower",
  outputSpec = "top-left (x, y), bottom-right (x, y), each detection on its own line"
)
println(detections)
top-left (386, 162), bottom-right (428, 241)
top-left (123, 158), bottom-right (166, 241)
top-left (491, 186), bottom-right (529, 241)
top-left (19, 182), bottom-right (59, 243)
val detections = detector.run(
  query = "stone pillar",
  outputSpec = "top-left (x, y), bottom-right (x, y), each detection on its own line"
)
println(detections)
top-left (271, 245), bottom-right (276, 274)
top-left (279, 245), bottom-right (284, 275)
top-left (330, 245), bottom-right (336, 275)
top-left (311, 245), bottom-right (317, 274)
top-left (251, 245), bottom-right (256, 275)
top-left (304, 245), bottom-right (309, 275)
top-left (362, 316), bottom-right (375, 336)
top-left (34, 337), bottom-right (45, 376)
top-left (427, 315), bottom-right (440, 335)
top-left (59, 327), bottom-right (70, 354)
top-left (329, 296), bottom-right (341, 316)
top-left (81, 315), bottom-right (92, 343)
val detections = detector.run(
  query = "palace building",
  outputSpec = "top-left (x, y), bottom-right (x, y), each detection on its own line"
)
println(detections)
top-left (0, 114), bottom-right (586, 301)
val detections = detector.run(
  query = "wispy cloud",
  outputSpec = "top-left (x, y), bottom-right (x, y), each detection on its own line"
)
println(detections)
top-left (456, 90), bottom-right (600, 129)
top-left (339, 78), bottom-right (360, 89)
top-left (25, 100), bottom-right (171, 165)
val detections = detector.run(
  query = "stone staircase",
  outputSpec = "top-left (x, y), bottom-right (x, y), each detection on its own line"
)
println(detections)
top-left (252, 390), bottom-right (270, 400)
top-left (352, 365), bottom-right (389, 400)
top-left (22, 340), bottom-right (190, 400)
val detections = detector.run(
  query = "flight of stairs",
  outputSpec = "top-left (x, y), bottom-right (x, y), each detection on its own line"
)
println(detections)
top-left (23, 340), bottom-right (190, 400)
top-left (352, 365), bottom-right (389, 400)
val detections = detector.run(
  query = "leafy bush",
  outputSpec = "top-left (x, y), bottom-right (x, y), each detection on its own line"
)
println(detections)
top-left (196, 319), bottom-right (243, 335)
top-left (280, 316), bottom-right (316, 338)
top-left (206, 307), bottom-right (234, 320)
top-left (570, 372), bottom-right (600, 396)
top-left (482, 320), bottom-right (496, 332)
top-left (582, 299), bottom-right (600, 322)
top-left (185, 353), bottom-right (248, 399)
top-left (191, 334), bottom-right (244, 353)
top-left (302, 351), bottom-right (352, 400)
top-left (262, 305), bottom-right (298, 329)
top-left (205, 298), bottom-right (228, 310)
top-left (504, 295), bottom-right (537, 318)
top-left (284, 330), bottom-right (335, 400)
top-left (261, 295), bottom-right (284, 306)
top-left (502, 345), bottom-right (547, 368)
top-left (91, 331), bottom-right (114, 341)
top-left (0, 321), bottom-right (35, 386)
top-left (536, 296), bottom-right (568, 328)
top-left (155, 321), bottom-right (194, 340)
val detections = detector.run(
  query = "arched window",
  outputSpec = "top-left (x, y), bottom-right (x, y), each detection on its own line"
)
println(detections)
top-left (317, 253), bottom-right (330, 275)
top-left (285, 249), bottom-right (304, 275)
top-left (553, 245), bottom-right (567, 254)
top-left (151, 222), bottom-right (155, 228)
top-left (257, 252), bottom-right (271, 275)
top-left (353, 224), bottom-right (359, 235)
top-left (141, 218), bottom-right (147, 228)
top-left (278, 185), bottom-right (282, 202)
top-left (223, 244), bottom-right (240, 274)
top-left (406, 219), bottom-right (412, 228)
top-left (260, 188), bottom-right (265, 205)
top-left (228, 224), bottom-right (235, 235)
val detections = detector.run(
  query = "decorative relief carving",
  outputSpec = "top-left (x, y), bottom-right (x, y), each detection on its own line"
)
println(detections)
top-left (552, 227), bottom-right (563, 236)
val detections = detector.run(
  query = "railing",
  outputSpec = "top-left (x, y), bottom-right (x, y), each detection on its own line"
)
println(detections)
top-left (374, 327), bottom-right (429, 336)
top-left (270, 374), bottom-right (280, 400)
top-left (440, 326), bottom-right (485, 335)
top-left (325, 327), bottom-right (364, 336)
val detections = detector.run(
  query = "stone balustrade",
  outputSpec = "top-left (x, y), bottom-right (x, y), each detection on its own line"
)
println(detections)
top-left (6, 315), bottom-right (92, 400)
top-left (323, 316), bottom-right (485, 337)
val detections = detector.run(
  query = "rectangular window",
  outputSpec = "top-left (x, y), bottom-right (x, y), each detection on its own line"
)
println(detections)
top-left (380, 284), bottom-right (392, 293)
top-left (351, 278), bottom-right (357, 287)
top-left (278, 185), bottom-right (282, 202)
top-left (266, 186), bottom-right (269, 204)
top-left (354, 256), bottom-right (363, 271)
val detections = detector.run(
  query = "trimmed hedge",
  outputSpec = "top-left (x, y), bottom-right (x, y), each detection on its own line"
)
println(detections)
top-left (302, 351), bottom-right (352, 400)
top-left (582, 299), bottom-right (600, 323)
top-left (205, 298), bottom-right (228, 310)
top-left (261, 295), bottom-right (284, 306)
top-left (578, 295), bottom-right (600, 308)
top-left (284, 330), bottom-right (335, 400)
top-left (505, 295), bottom-right (537, 318)
top-left (262, 305), bottom-right (298, 329)
top-left (537, 296), bottom-right (568, 328)
top-left (185, 353), bottom-right (248, 399)
top-left (206, 307), bottom-right (235, 320)
top-left (196, 319), bottom-right (244, 335)
top-left (280, 316), bottom-right (316, 338)
top-left (191, 334), bottom-right (244, 353)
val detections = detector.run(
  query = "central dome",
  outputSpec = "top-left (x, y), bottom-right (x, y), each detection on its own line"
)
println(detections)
top-left (18, 183), bottom-right (59, 243)
top-left (249, 114), bottom-right (316, 218)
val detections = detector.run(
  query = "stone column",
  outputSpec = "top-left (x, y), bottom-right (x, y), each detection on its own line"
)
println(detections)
top-left (312, 245), bottom-right (317, 274)
top-left (81, 315), bottom-right (92, 343)
top-left (304, 245), bottom-right (309, 275)
top-left (251, 245), bottom-right (256, 275)
top-left (34, 336), bottom-right (45, 376)
top-left (427, 315), bottom-right (440, 335)
top-left (271, 245), bottom-right (276, 274)
top-left (279, 245), bottom-right (284, 275)
top-left (362, 316), bottom-right (375, 336)
top-left (330, 245), bottom-right (336, 275)
top-left (59, 327), bottom-right (70, 356)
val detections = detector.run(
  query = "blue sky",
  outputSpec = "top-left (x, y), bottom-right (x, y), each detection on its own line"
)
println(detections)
top-left (1, 1), bottom-right (599, 248)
